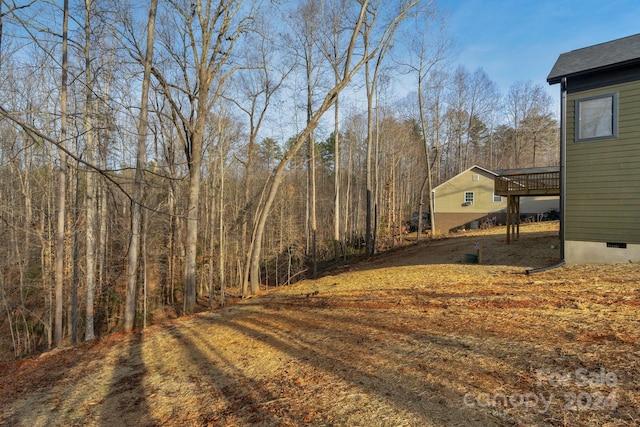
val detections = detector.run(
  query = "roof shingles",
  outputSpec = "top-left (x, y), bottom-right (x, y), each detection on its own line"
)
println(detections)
top-left (547, 33), bottom-right (640, 84)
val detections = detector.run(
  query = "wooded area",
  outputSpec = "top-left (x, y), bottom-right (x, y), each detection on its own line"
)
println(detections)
top-left (0, 0), bottom-right (558, 359)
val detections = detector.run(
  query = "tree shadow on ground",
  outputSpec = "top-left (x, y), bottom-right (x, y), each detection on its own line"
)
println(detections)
top-left (157, 323), bottom-right (284, 425)
top-left (0, 340), bottom-right (111, 426)
top-left (208, 305), bottom-right (506, 426)
top-left (100, 333), bottom-right (152, 426)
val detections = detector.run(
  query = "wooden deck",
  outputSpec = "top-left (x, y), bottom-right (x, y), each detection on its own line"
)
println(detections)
top-left (494, 170), bottom-right (560, 197)
top-left (494, 169), bottom-right (560, 243)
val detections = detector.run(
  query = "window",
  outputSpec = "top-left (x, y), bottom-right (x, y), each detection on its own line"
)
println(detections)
top-left (464, 191), bottom-right (474, 205)
top-left (493, 194), bottom-right (502, 203)
top-left (575, 93), bottom-right (618, 142)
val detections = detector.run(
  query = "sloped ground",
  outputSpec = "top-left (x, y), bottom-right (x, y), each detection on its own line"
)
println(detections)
top-left (1, 222), bottom-right (639, 426)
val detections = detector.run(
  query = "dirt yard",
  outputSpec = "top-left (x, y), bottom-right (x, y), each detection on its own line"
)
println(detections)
top-left (1, 221), bottom-right (639, 426)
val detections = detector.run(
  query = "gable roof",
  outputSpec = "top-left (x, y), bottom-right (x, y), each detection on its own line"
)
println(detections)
top-left (432, 165), bottom-right (497, 193)
top-left (547, 33), bottom-right (640, 84)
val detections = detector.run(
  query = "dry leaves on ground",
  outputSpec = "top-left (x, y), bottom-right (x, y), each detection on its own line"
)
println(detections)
top-left (1, 222), bottom-right (639, 426)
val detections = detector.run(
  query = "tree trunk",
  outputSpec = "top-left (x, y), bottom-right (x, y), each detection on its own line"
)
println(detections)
top-left (183, 80), bottom-right (210, 312)
top-left (417, 73), bottom-right (435, 241)
top-left (167, 175), bottom-right (176, 306)
top-left (125, 0), bottom-right (157, 331)
top-left (183, 91), bottom-right (208, 312)
top-left (218, 148), bottom-right (226, 307)
top-left (216, 114), bottom-right (227, 308)
top-left (344, 134), bottom-right (354, 258)
top-left (307, 69), bottom-right (317, 278)
top-left (54, 0), bottom-right (70, 348)
top-left (365, 58), bottom-right (374, 256)
top-left (333, 95), bottom-right (341, 260)
top-left (146, 1), bottom-right (242, 312)
top-left (83, 0), bottom-right (97, 341)
top-left (71, 171), bottom-right (80, 343)
top-left (97, 160), bottom-right (108, 308)
top-left (142, 206), bottom-right (148, 329)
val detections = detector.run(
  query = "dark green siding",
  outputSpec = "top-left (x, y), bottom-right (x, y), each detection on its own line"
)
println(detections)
top-left (566, 80), bottom-right (640, 243)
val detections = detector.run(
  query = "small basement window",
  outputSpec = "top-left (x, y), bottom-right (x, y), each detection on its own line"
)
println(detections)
top-left (575, 93), bottom-right (618, 142)
top-left (493, 194), bottom-right (502, 202)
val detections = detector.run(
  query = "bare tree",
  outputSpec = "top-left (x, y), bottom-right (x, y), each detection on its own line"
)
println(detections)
top-left (123, 0), bottom-right (158, 332)
top-left (245, 0), bottom-right (420, 295)
top-left (82, 0), bottom-right (98, 341)
top-left (362, 1), bottom-right (414, 255)
top-left (0, 1), bottom-right (572, 360)
top-left (461, 68), bottom-right (500, 170)
top-left (520, 112), bottom-right (557, 167)
top-left (504, 80), bottom-right (551, 168)
top-left (400, 8), bottom-right (447, 240)
top-left (0, 1), bottom-right (36, 70)
top-left (53, 0), bottom-right (70, 348)
top-left (225, 12), bottom-right (292, 293)
top-left (318, 0), bottom-right (349, 260)
top-left (289, 0), bottom-right (322, 277)
top-left (149, 0), bottom-right (247, 313)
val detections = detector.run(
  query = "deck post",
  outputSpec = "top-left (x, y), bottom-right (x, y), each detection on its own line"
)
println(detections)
top-left (516, 195), bottom-right (520, 240)
top-left (506, 195), bottom-right (511, 244)
top-left (506, 195), bottom-right (521, 244)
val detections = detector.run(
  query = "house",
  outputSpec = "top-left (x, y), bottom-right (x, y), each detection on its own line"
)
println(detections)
top-left (431, 165), bottom-right (558, 234)
top-left (547, 33), bottom-right (640, 263)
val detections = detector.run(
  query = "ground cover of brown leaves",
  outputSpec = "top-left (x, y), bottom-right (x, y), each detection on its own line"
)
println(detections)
top-left (1, 221), bottom-right (639, 426)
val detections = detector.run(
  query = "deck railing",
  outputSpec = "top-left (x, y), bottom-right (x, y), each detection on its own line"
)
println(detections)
top-left (495, 171), bottom-right (560, 196)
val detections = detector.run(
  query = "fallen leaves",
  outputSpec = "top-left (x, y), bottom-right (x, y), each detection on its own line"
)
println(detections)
top-left (1, 222), bottom-right (639, 426)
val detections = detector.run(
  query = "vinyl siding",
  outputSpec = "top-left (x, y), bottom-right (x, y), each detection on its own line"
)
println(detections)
top-left (433, 168), bottom-right (505, 214)
top-left (431, 168), bottom-right (506, 233)
top-left (566, 80), bottom-right (640, 244)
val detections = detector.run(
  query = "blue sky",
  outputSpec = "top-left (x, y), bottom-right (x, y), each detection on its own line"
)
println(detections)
top-left (443, 0), bottom-right (640, 112)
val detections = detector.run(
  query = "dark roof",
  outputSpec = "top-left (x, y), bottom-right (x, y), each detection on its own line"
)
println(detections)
top-left (547, 33), bottom-right (640, 84)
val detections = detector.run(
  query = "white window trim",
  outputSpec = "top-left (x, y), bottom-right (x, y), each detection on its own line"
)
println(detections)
top-left (464, 191), bottom-right (474, 205)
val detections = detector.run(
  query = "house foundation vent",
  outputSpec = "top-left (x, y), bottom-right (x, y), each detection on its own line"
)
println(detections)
top-left (606, 242), bottom-right (627, 249)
